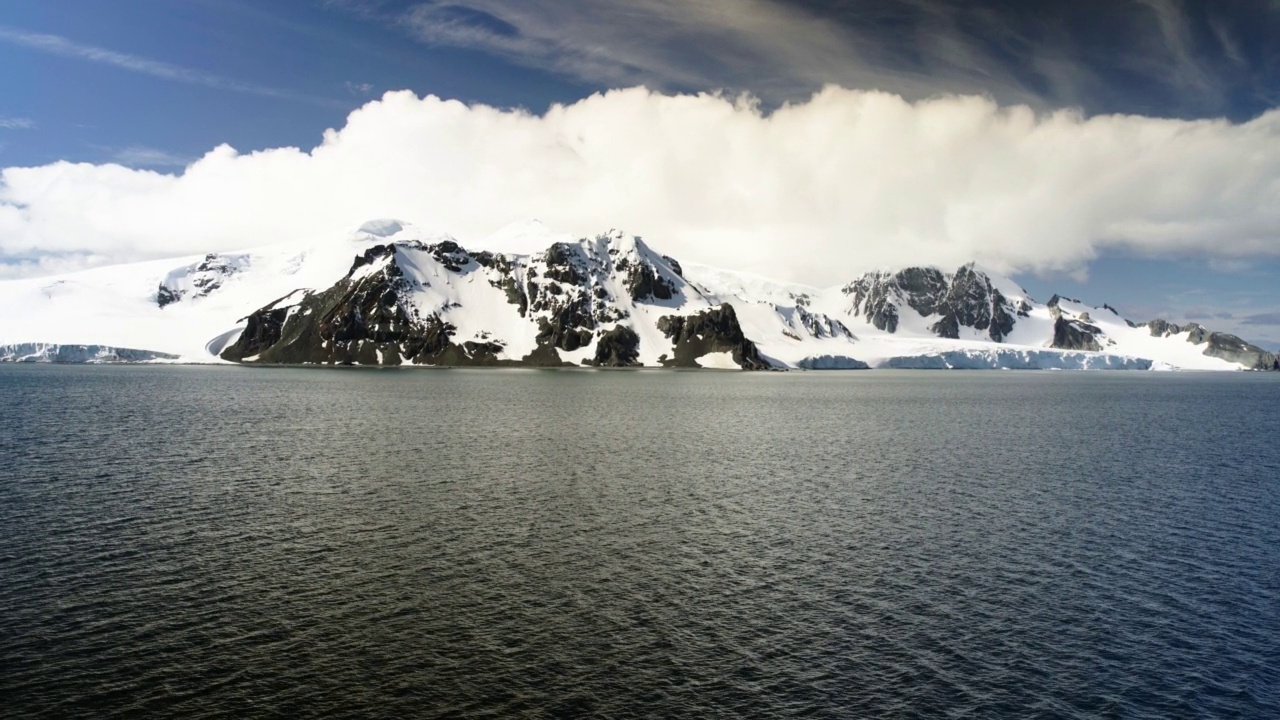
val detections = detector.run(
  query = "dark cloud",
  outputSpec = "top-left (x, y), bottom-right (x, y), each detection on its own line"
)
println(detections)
top-left (1241, 311), bottom-right (1280, 325)
top-left (1184, 309), bottom-right (1237, 320)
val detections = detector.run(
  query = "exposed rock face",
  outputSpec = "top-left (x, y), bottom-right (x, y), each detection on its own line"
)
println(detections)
top-left (224, 298), bottom-right (293, 361)
top-left (656, 304), bottom-right (770, 369)
top-left (0, 343), bottom-right (178, 363)
top-left (157, 253), bottom-right (247, 308)
top-left (929, 266), bottom-right (1024, 342)
top-left (662, 256), bottom-right (683, 278)
top-left (1198, 332), bottom-right (1277, 370)
top-left (156, 285), bottom-right (182, 308)
top-left (221, 231), bottom-right (722, 367)
top-left (521, 243), bottom-right (599, 356)
top-left (587, 326), bottom-right (641, 367)
top-left (842, 263), bottom-right (1029, 341)
top-left (1144, 318), bottom-right (1181, 337)
top-left (797, 355), bottom-right (869, 369)
top-left (842, 267), bottom-right (944, 333)
top-left (512, 233), bottom-right (684, 358)
top-left (1141, 318), bottom-right (1278, 370)
top-left (222, 243), bottom-right (501, 366)
top-left (1051, 316), bottom-right (1104, 352)
top-left (794, 306), bottom-right (855, 340)
top-left (611, 238), bottom-right (681, 302)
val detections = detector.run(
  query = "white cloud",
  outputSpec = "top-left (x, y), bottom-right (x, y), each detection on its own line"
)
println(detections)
top-left (3, 87), bottom-right (1280, 285)
top-left (0, 117), bottom-right (34, 130)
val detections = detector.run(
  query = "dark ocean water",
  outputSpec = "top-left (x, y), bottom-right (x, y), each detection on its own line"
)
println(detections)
top-left (1, 365), bottom-right (1278, 719)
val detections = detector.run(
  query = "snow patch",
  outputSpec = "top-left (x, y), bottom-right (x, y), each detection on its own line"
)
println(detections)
top-left (695, 351), bottom-right (739, 369)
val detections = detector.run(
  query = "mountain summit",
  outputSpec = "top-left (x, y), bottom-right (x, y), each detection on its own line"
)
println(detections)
top-left (1, 221), bottom-right (1274, 371)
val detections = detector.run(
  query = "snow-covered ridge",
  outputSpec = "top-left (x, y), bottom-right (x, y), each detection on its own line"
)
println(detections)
top-left (0, 219), bottom-right (1275, 371)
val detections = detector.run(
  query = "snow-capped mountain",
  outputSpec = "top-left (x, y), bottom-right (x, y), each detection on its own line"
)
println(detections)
top-left (1, 219), bottom-right (1275, 371)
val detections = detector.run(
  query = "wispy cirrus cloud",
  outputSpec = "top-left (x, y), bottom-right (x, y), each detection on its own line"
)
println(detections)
top-left (110, 146), bottom-right (193, 168)
top-left (0, 24), bottom-right (346, 108)
top-left (0, 117), bottom-right (34, 130)
top-left (332, 0), bottom-right (1280, 118)
top-left (1133, 0), bottom-right (1220, 95)
top-left (384, 0), bottom-right (1043, 106)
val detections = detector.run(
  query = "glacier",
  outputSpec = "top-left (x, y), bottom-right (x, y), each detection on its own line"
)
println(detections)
top-left (0, 343), bottom-right (178, 364)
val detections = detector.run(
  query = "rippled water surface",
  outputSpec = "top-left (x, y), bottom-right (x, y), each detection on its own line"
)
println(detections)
top-left (2, 365), bottom-right (1278, 718)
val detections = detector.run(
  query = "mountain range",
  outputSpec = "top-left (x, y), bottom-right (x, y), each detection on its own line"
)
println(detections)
top-left (2, 219), bottom-right (1275, 371)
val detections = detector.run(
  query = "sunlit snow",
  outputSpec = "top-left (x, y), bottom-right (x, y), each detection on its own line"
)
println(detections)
top-left (0, 219), bottom-right (1261, 371)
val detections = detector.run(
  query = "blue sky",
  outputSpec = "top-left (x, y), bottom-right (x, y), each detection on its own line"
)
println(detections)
top-left (1, 0), bottom-right (1278, 347)
top-left (0, 0), bottom-right (591, 167)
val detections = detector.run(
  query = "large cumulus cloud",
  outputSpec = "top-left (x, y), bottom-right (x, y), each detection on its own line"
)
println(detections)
top-left (3, 86), bottom-right (1280, 285)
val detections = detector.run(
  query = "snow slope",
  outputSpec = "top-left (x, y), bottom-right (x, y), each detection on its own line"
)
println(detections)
top-left (0, 219), bottom-right (1272, 370)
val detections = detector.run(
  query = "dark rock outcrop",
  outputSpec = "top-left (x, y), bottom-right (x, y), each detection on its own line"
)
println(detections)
top-left (220, 234), bottom-right (694, 368)
top-left (623, 260), bottom-right (676, 302)
top-left (157, 253), bottom-right (246, 308)
top-left (428, 240), bottom-right (473, 271)
top-left (931, 266), bottom-right (1000, 340)
top-left (843, 264), bottom-right (1029, 342)
top-left (662, 255), bottom-right (683, 277)
top-left (797, 355), bottom-right (869, 369)
top-left (156, 285), bottom-right (182, 308)
top-left (221, 297), bottom-right (294, 361)
top-left (656, 304), bottom-right (770, 369)
top-left (1046, 294), bottom-right (1082, 309)
top-left (541, 243), bottom-right (584, 285)
top-left (1051, 316), bottom-right (1103, 352)
top-left (221, 246), bottom-right (503, 366)
top-left (853, 267), bottom-right (948, 332)
top-left (536, 308), bottom-right (594, 353)
top-left (841, 272), bottom-right (909, 332)
top-left (795, 307), bottom-right (855, 340)
top-left (1144, 318), bottom-right (1181, 337)
top-left (587, 326), bottom-right (641, 367)
top-left (1198, 332), bottom-right (1277, 370)
top-left (1141, 318), bottom-right (1277, 370)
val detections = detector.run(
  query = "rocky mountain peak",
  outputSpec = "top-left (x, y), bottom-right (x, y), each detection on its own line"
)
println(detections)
top-left (841, 263), bottom-right (1030, 341)
top-left (1140, 318), bottom-right (1277, 370)
top-left (218, 231), bottom-right (768, 369)
top-left (24, 217), bottom-right (1260, 371)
